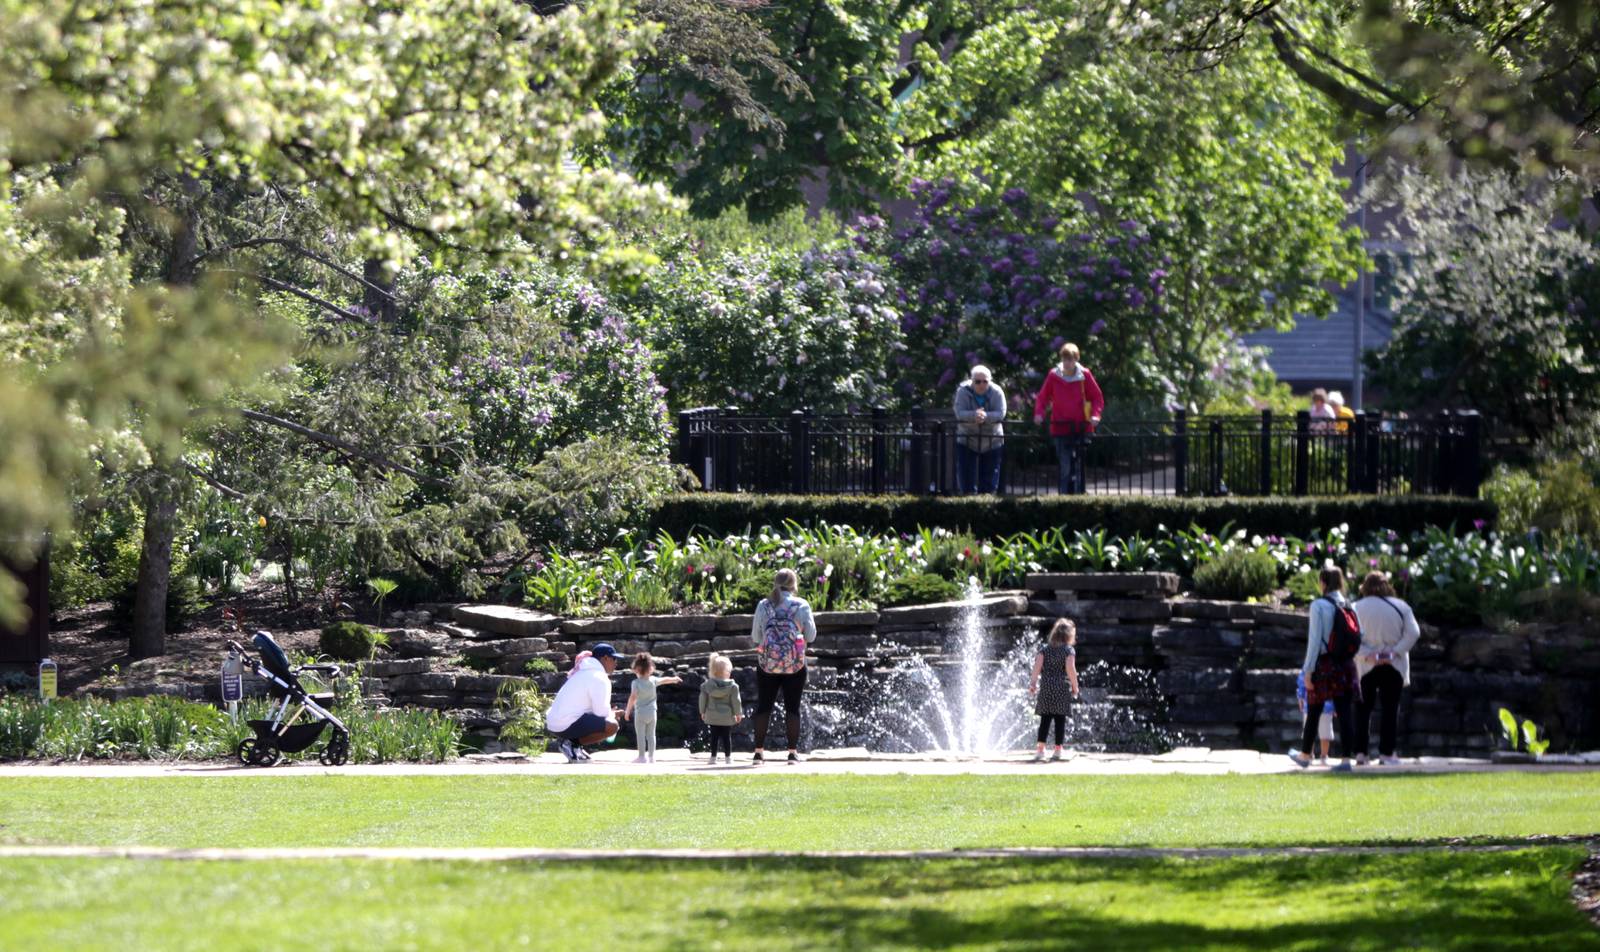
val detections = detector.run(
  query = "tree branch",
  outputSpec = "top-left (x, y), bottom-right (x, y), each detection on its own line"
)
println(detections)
top-left (185, 237), bottom-right (397, 300)
top-left (1261, 15), bottom-right (1394, 119)
top-left (236, 409), bottom-right (447, 486)
top-left (183, 462), bottom-right (247, 501)
top-left (212, 269), bottom-right (375, 324)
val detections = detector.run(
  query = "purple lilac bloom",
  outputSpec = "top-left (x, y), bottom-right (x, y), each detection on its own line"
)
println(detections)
top-left (1002, 187), bottom-right (1028, 205)
top-left (1088, 319), bottom-right (1107, 335)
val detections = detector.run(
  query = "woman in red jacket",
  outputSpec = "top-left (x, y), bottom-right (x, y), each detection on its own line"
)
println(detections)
top-left (1032, 342), bottom-right (1105, 495)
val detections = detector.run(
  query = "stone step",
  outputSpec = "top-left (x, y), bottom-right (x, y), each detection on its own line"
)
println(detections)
top-left (452, 605), bottom-right (561, 638)
top-left (1026, 572), bottom-right (1181, 595)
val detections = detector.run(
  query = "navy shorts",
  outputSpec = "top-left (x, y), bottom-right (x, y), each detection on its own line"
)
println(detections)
top-left (552, 712), bottom-right (610, 741)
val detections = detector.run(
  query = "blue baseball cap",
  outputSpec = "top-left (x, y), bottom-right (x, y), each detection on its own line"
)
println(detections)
top-left (590, 643), bottom-right (620, 661)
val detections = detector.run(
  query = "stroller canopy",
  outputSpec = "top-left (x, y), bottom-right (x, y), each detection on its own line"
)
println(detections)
top-left (251, 631), bottom-right (300, 690)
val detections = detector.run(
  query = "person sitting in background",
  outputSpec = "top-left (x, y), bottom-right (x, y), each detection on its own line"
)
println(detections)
top-left (953, 364), bottom-right (1006, 495)
top-left (1328, 390), bottom-right (1355, 433)
top-left (1309, 388), bottom-right (1336, 432)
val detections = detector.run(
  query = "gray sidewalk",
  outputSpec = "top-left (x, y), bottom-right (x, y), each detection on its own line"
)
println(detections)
top-left (3, 746), bottom-right (1598, 778)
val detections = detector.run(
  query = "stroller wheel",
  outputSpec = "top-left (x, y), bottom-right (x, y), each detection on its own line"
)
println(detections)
top-left (319, 731), bottom-right (350, 767)
top-left (235, 739), bottom-right (257, 766)
top-left (249, 742), bottom-right (283, 768)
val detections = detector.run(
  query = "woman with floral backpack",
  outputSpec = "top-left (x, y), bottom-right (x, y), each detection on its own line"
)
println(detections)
top-left (749, 568), bottom-right (815, 764)
top-left (1290, 567), bottom-right (1363, 771)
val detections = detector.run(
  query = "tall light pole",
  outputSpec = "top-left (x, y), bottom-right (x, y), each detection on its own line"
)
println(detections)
top-left (1353, 161), bottom-right (1367, 410)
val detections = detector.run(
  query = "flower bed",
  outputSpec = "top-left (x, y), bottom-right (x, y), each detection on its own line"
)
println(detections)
top-left (0, 694), bottom-right (462, 763)
top-left (516, 520), bottom-right (1600, 630)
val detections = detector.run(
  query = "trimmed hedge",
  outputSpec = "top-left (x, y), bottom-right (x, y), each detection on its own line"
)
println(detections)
top-left (648, 493), bottom-right (1496, 540)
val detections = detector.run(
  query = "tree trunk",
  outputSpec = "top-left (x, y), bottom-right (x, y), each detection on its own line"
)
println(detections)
top-left (130, 471), bottom-right (180, 659)
top-left (129, 180), bottom-right (201, 659)
top-left (363, 258), bottom-right (396, 324)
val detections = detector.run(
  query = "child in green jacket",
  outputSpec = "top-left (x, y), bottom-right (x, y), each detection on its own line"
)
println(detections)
top-left (698, 654), bottom-right (743, 764)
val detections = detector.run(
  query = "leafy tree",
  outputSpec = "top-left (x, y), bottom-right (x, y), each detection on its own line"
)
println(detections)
top-left (868, 184), bottom-right (1176, 412)
top-left (1171, 1), bottom-right (1600, 181)
top-left (0, 0), bottom-right (669, 646)
top-left (1363, 166), bottom-right (1599, 447)
top-left (895, 4), bottom-right (1363, 407)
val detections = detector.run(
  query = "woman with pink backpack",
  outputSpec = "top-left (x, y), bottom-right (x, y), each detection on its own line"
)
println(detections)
top-left (749, 567), bottom-right (815, 764)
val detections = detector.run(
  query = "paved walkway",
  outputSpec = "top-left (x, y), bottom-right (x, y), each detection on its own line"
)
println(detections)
top-left (2, 840), bottom-right (1591, 864)
top-left (3, 747), bottom-right (1598, 778)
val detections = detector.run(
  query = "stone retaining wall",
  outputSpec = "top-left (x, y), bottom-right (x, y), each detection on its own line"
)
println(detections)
top-left (86, 576), bottom-right (1600, 756)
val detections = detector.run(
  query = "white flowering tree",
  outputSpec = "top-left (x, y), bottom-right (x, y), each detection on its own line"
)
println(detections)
top-left (0, 0), bottom-right (671, 650)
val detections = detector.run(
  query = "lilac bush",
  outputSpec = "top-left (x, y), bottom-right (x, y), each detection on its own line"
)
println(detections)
top-left (628, 243), bottom-right (903, 414)
top-left (862, 180), bottom-right (1175, 412)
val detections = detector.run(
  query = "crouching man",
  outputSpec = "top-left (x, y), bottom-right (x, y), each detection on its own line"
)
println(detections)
top-left (546, 643), bottom-right (622, 762)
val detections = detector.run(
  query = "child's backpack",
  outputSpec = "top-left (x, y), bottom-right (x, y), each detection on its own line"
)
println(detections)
top-left (757, 598), bottom-right (806, 675)
top-left (1317, 597), bottom-right (1363, 662)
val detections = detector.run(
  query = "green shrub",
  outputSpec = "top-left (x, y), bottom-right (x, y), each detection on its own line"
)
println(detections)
top-left (718, 575), bottom-right (772, 613)
top-left (495, 680), bottom-right (550, 752)
top-left (1485, 457), bottom-right (1600, 544)
top-left (919, 530), bottom-right (982, 582)
top-left (1285, 569), bottom-right (1321, 605)
top-left (523, 658), bottom-right (557, 675)
top-left (880, 573), bottom-right (963, 608)
top-left (1192, 549), bottom-right (1278, 600)
top-left (319, 621), bottom-right (385, 661)
top-left (649, 493), bottom-right (1496, 541)
top-left (619, 574), bottom-right (675, 613)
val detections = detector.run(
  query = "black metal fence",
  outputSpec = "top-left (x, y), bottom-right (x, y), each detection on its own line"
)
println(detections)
top-left (675, 408), bottom-right (1484, 498)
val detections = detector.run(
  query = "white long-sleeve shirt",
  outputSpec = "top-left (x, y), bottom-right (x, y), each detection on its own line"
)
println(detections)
top-left (546, 657), bottom-right (614, 732)
top-left (1353, 595), bottom-right (1422, 685)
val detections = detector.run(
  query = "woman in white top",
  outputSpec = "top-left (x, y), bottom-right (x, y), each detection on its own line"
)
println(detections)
top-left (1352, 571), bottom-right (1422, 765)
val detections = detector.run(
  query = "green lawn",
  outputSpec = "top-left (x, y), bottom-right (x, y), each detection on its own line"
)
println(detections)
top-left (1, 773), bottom-right (1596, 849)
top-left (2, 849), bottom-right (1595, 950)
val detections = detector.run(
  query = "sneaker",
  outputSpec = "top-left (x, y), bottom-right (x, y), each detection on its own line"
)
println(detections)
top-left (558, 739), bottom-right (577, 763)
top-left (647, 754), bottom-right (655, 764)
top-left (1330, 762), bottom-right (1353, 773)
top-left (633, 755), bottom-right (648, 764)
top-left (573, 746), bottom-right (591, 762)
top-left (1287, 749), bottom-right (1312, 769)
top-left (1379, 755), bottom-right (1401, 766)
top-left (787, 751), bottom-right (802, 764)
top-left (1355, 754), bottom-right (1369, 766)
top-left (751, 752), bottom-right (764, 765)
top-left (1030, 750), bottom-right (1046, 763)
top-left (1316, 756), bottom-right (1328, 766)
top-left (1050, 749), bottom-right (1064, 762)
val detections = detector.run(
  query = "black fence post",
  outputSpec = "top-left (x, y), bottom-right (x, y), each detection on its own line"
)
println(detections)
top-left (1365, 411), bottom-right (1383, 494)
top-left (1294, 410), bottom-right (1311, 496)
top-left (870, 406), bottom-right (887, 495)
top-left (909, 407), bottom-right (928, 495)
top-left (930, 416), bottom-right (947, 495)
top-left (1457, 410), bottom-right (1483, 497)
top-left (1173, 408), bottom-right (1189, 496)
top-left (789, 410), bottom-right (809, 494)
top-left (1258, 409), bottom-right (1273, 496)
top-left (1208, 419), bottom-right (1224, 496)
top-left (1348, 412), bottom-right (1366, 495)
top-left (720, 406), bottom-right (741, 492)
top-left (676, 410), bottom-right (696, 487)
top-left (1432, 409), bottom-right (1453, 495)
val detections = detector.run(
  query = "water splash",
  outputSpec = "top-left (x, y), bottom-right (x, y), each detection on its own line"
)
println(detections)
top-left (805, 578), bottom-right (1189, 756)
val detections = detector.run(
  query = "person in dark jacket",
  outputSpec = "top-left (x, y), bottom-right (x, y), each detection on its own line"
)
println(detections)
top-left (953, 364), bottom-right (1006, 494)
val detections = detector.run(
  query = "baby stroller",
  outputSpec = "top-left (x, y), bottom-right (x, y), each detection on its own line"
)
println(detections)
top-left (228, 631), bottom-right (351, 767)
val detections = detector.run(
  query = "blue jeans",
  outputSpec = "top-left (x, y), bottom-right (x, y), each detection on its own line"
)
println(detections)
top-left (956, 443), bottom-right (1002, 494)
top-left (1053, 435), bottom-right (1089, 495)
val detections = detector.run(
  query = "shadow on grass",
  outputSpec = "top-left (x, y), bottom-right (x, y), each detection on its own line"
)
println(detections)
top-left (564, 850), bottom-right (1600, 951)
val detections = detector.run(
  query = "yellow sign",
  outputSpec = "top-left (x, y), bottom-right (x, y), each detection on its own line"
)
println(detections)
top-left (38, 659), bottom-right (57, 700)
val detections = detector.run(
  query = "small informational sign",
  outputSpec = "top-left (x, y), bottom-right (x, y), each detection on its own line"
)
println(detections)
top-left (38, 658), bottom-right (57, 701)
top-left (221, 653), bottom-right (244, 703)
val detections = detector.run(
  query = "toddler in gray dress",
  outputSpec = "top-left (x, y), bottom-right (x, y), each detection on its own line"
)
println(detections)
top-left (624, 653), bottom-right (682, 763)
